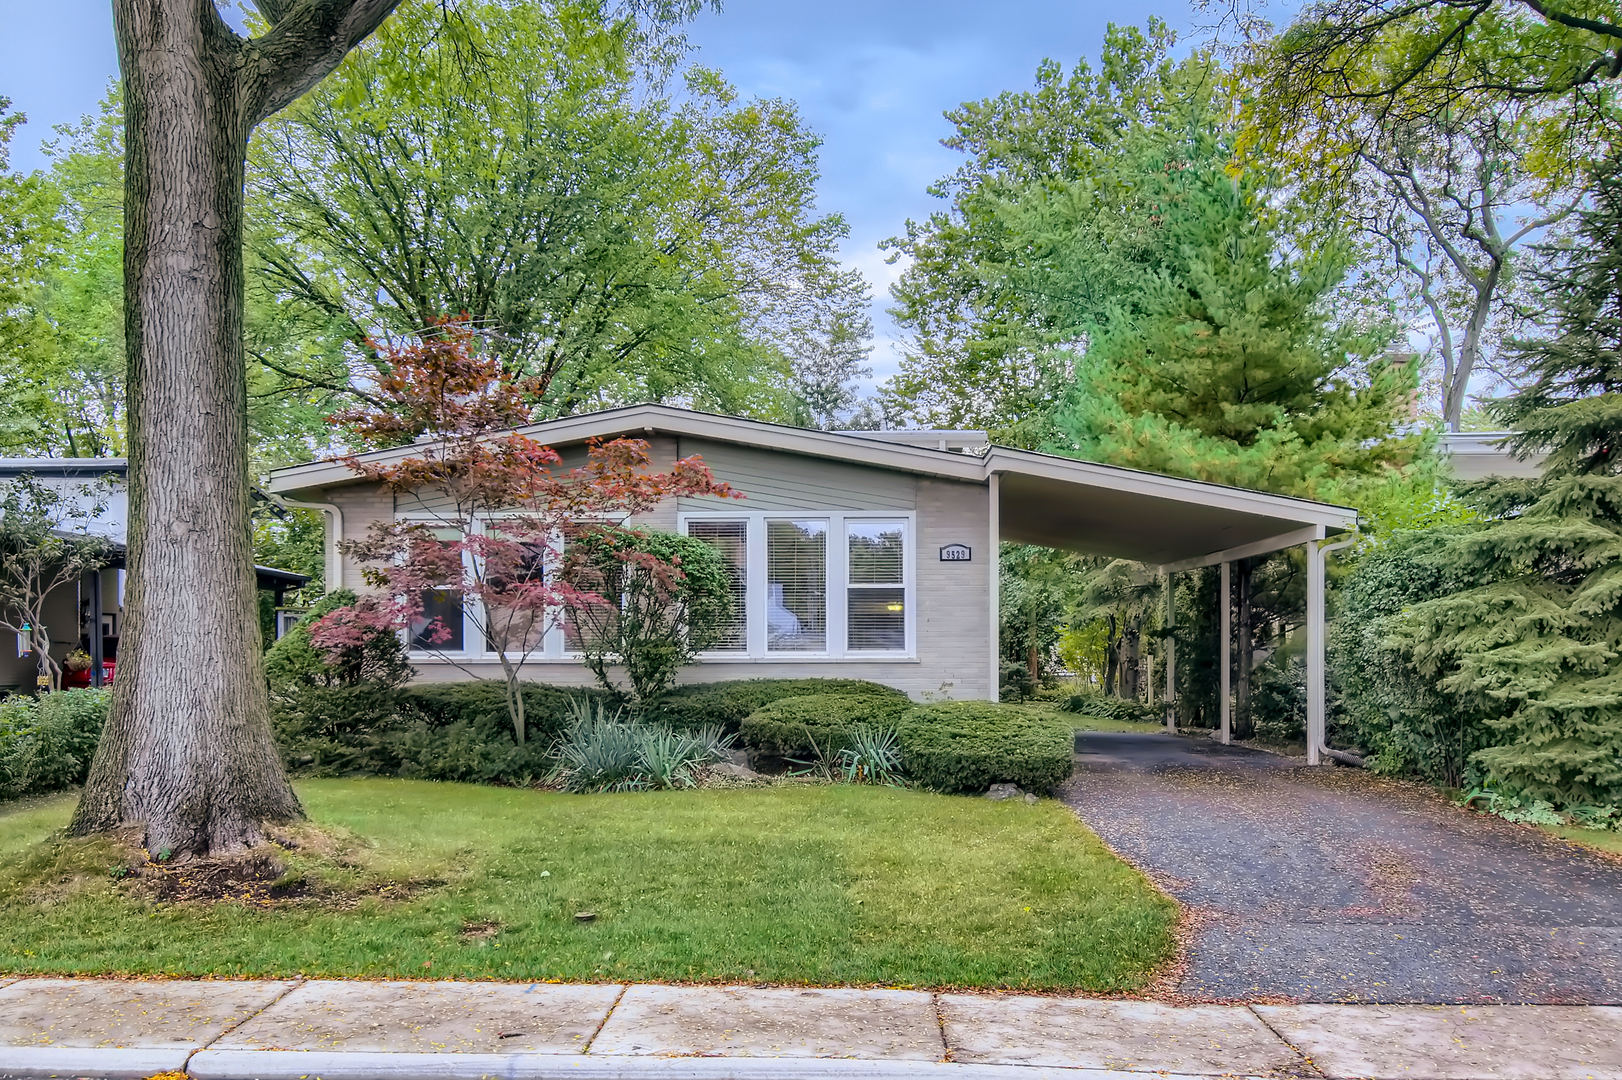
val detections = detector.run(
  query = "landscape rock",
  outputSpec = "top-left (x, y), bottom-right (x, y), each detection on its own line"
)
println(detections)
top-left (709, 762), bottom-right (761, 780)
top-left (985, 783), bottom-right (1024, 801)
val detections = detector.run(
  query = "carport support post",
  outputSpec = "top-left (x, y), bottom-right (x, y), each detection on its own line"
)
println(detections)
top-left (1163, 570), bottom-right (1176, 732)
top-left (1305, 529), bottom-right (1328, 766)
top-left (1219, 561), bottom-right (1230, 745)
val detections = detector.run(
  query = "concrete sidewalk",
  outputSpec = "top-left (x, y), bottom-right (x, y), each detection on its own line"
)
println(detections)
top-left (1, 977), bottom-right (1620, 1080)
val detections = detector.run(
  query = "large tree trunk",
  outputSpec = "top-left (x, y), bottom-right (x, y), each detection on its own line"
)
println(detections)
top-left (1103, 614), bottom-right (1118, 696)
top-left (72, 0), bottom-right (399, 859)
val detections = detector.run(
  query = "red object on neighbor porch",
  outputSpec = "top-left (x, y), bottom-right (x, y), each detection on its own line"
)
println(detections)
top-left (63, 661), bottom-right (114, 689)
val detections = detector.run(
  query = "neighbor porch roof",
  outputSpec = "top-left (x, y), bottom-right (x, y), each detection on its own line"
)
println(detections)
top-left (264, 404), bottom-right (1356, 570)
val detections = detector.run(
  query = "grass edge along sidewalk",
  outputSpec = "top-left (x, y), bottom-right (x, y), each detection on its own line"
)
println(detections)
top-left (0, 778), bottom-right (1176, 991)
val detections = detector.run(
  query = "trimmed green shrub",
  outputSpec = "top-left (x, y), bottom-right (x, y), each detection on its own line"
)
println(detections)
top-left (273, 680), bottom-right (612, 784)
top-left (1062, 691), bottom-right (1158, 724)
top-left (640, 678), bottom-right (906, 734)
top-left (0, 688), bottom-right (110, 799)
top-left (396, 682), bottom-right (611, 747)
top-left (739, 693), bottom-right (912, 763)
top-left (897, 702), bottom-right (1074, 795)
top-left (265, 589), bottom-right (413, 689)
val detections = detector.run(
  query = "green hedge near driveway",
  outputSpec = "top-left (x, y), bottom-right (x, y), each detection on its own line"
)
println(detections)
top-left (0, 779), bottom-right (1178, 991)
top-left (898, 702), bottom-right (1075, 794)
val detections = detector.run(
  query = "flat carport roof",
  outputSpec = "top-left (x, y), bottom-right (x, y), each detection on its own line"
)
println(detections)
top-left (983, 446), bottom-right (1356, 569)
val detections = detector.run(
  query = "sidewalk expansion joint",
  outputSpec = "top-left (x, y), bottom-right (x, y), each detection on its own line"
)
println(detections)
top-left (184, 976), bottom-right (307, 1073)
top-left (1244, 1003), bottom-right (1325, 1079)
top-left (932, 992), bottom-right (953, 1062)
top-left (580, 981), bottom-right (630, 1054)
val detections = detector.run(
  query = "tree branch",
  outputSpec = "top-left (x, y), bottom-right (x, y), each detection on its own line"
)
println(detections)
top-left (242, 0), bottom-right (403, 126)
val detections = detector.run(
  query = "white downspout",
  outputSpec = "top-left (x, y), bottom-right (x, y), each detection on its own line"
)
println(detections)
top-left (280, 498), bottom-right (344, 596)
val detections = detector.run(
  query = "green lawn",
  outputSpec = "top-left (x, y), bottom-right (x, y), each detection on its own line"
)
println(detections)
top-left (0, 780), bottom-right (1177, 992)
top-left (1005, 701), bottom-right (1162, 734)
top-left (1543, 823), bottom-right (1622, 858)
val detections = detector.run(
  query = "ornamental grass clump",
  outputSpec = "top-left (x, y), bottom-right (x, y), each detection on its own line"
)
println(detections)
top-left (551, 698), bottom-right (732, 793)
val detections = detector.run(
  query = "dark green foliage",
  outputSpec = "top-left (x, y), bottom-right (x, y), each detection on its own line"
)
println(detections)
top-left (0, 689), bottom-right (109, 799)
top-left (395, 682), bottom-right (611, 748)
top-left (1063, 691), bottom-right (1157, 724)
top-left (272, 680), bottom-right (612, 785)
top-left (999, 661), bottom-right (1035, 702)
top-left (265, 590), bottom-right (413, 690)
top-left (738, 693), bottom-right (913, 763)
top-left (1052, 127), bottom-right (1417, 503)
top-left (897, 702), bottom-right (1074, 794)
top-left (1250, 657), bottom-right (1307, 746)
top-left (1329, 530), bottom-right (1497, 785)
top-left (564, 528), bottom-right (735, 703)
top-left (269, 683), bottom-right (402, 777)
top-left (639, 678), bottom-right (906, 735)
top-left (1387, 151), bottom-right (1622, 805)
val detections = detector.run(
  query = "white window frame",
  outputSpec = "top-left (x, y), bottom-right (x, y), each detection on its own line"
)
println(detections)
top-left (678, 510), bottom-right (916, 662)
top-left (397, 513), bottom-right (477, 658)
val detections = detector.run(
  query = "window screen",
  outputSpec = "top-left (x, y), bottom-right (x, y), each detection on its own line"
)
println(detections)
top-left (847, 521), bottom-right (905, 651)
top-left (410, 527), bottom-right (465, 651)
top-left (687, 519), bottom-right (748, 651)
top-left (767, 519), bottom-right (826, 652)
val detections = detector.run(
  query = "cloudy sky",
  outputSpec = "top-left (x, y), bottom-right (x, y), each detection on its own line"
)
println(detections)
top-left (1, 0), bottom-right (1201, 390)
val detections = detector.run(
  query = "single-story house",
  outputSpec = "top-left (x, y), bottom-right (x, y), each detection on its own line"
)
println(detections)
top-left (267, 405), bottom-right (1359, 764)
top-left (0, 458), bottom-right (308, 692)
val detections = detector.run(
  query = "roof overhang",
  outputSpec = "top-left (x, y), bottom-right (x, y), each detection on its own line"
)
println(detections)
top-left (265, 404), bottom-right (1357, 571)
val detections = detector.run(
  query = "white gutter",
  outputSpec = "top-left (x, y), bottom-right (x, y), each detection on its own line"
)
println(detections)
top-left (279, 498), bottom-right (344, 595)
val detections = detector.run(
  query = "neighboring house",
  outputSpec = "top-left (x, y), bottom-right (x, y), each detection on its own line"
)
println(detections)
top-left (266, 406), bottom-right (1359, 763)
top-left (0, 458), bottom-right (308, 692)
top-left (1439, 432), bottom-right (1548, 481)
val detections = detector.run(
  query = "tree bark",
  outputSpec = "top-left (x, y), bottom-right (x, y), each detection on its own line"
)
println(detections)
top-left (1235, 558), bottom-right (1254, 740)
top-left (1103, 613), bottom-right (1118, 696)
top-left (72, 0), bottom-right (399, 859)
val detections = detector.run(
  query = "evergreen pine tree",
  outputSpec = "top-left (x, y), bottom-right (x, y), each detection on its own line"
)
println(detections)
top-left (1394, 149), bottom-right (1622, 805)
top-left (1052, 131), bottom-right (1420, 502)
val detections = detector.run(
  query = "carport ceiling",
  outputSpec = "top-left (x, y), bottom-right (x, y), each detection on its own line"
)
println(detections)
top-left (991, 454), bottom-right (1357, 568)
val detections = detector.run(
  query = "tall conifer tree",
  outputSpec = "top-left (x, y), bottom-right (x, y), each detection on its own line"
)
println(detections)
top-left (1395, 150), bottom-right (1622, 805)
top-left (1053, 131), bottom-right (1419, 501)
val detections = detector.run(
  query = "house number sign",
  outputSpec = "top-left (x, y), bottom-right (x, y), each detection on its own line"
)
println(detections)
top-left (939, 544), bottom-right (972, 562)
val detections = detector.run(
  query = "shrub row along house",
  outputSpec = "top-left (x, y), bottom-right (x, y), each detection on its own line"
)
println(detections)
top-left (266, 405), bottom-right (1359, 762)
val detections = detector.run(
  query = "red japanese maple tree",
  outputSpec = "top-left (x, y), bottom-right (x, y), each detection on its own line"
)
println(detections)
top-left (311, 319), bottom-right (735, 743)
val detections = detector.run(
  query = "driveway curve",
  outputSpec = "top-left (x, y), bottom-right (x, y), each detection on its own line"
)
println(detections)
top-left (1061, 731), bottom-right (1622, 1004)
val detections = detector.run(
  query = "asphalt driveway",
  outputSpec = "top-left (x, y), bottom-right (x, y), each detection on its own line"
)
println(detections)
top-left (1061, 731), bottom-right (1622, 1004)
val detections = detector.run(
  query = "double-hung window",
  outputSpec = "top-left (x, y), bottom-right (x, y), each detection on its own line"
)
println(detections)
top-left (679, 512), bottom-right (912, 659)
top-left (408, 525), bottom-right (468, 652)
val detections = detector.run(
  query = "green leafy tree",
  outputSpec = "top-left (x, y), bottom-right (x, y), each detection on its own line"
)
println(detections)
top-left (879, 21), bottom-right (1203, 437)
top-left (1244, 0), bottom-right (1621, 177)
top-left (1391, 149), bottom-right (1622, 805)
top-left (247, 0), bottom-right (865, 423)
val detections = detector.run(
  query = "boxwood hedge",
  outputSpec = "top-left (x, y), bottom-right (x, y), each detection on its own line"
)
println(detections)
top-left (738, 693), bottom-right (914, 764)
top-left (897, 702), bottom-right (1074, 794)
top-left (638, 678), bottom-right (905, 734)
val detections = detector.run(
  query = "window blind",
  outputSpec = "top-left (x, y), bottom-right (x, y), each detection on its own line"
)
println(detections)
top-left (767, 519), bottom-right (827, 652)
top-left (687, 519), bottom-right (748, 651)
top-left (847, 521), bottom-right (905, 652)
